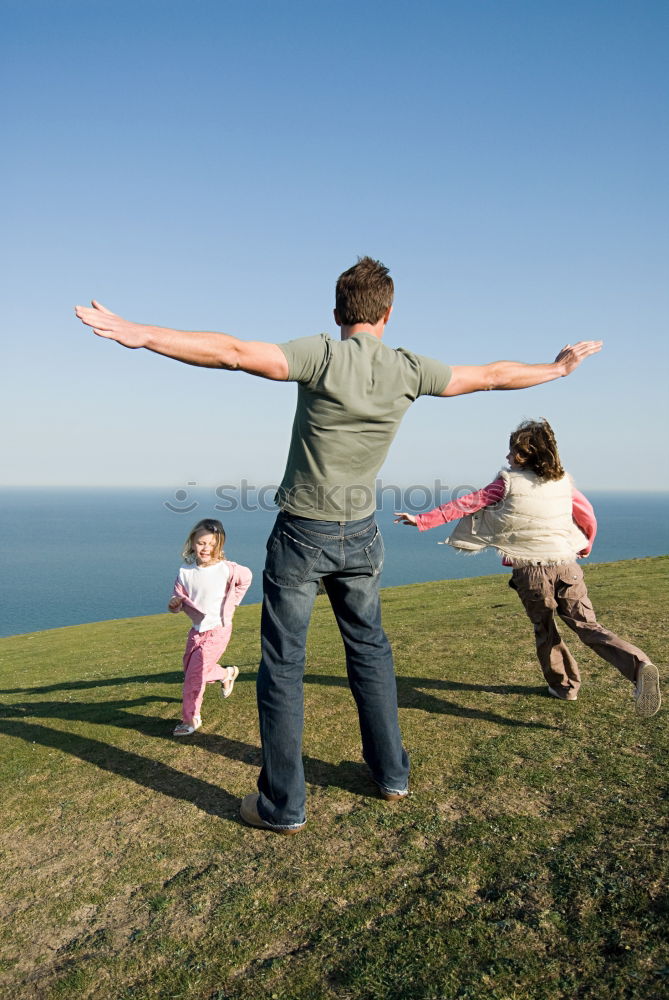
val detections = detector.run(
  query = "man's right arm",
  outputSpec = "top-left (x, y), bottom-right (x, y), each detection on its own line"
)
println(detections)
top-left (441, 341), bottom-right (602, 396)
top-left (75, 301), bottom-right (289, 381)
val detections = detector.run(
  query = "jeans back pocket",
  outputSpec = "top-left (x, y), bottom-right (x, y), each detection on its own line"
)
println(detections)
top-left (266, 528), bottom-right (322, 586)
top-left (363, 527), bottom-right (384, 576)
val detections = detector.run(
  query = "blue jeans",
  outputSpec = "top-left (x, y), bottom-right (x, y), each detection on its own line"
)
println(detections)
top-left (256, 511), bottom-right (410, 828)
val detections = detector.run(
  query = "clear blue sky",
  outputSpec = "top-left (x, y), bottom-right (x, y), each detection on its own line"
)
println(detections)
top-left (3, 0), bottom-right (668, 492)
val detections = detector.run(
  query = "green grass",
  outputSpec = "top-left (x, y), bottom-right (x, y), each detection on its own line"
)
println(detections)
top-left (0, 557), bottom-right (667, 1000)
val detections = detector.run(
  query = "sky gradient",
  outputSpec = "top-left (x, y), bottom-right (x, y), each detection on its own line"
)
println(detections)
top-left (3, 0), bottom-right (668, 492)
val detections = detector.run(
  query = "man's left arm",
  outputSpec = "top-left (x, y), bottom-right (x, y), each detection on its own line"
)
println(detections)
top-left (75, 301), bottom-right (289, 381)
top-left (441, 341), bottom-right (602, 396)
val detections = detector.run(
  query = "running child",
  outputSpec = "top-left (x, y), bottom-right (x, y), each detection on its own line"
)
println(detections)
top-left (168, 518), bottom-right (252, 735)
top-left (395, 419), bottom-right (661, 717)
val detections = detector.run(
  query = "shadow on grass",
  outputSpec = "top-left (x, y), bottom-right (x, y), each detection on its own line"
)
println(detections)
top-left (1, 665), bottom-right (554, 735)
top-left (198, 731), bottom-right (377, 797)
top-left (0, 718), bottom-right (243, 821)
top-left (0, 663), bottom-right (258, 696)
top-left (0, 697), bottom-right (180, 735)
top-left (0, 700), bottom-right (380, 811)
top-left (0, 658), bottom-right (556, 818)
top-left (0, 717), bottom-right (379, 810)
top-left (0, 671), bottom-right (183, 695)
top-left (304, 673), bottom-right (558, 731)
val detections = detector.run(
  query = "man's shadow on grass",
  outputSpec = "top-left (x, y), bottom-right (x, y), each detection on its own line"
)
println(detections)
top-left (0, 664), bottom-right (556, 817)
top-left (2, 661), bottom-right (556, 733)
top-left (2, 658), bottom-right (557, 744)
top-left (196, 730), bottom-right (377, 798)
top-left (304, 673), bottom-right (558, 732)
top-left (0, 695), bottom-right (181, 735)
top-left (0, 687), bottom-right (382, 815)
top-left (0, 716), bottom-right (244, 821)
top-left (0, 669), bottom-right (189, 696)
top-left (0, 715), bottom-right (381, 814)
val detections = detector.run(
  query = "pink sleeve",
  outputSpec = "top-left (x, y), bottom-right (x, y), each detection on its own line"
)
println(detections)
top-left (232, 564), bottom-right (253, 605)
top-left (572, 488), bottom-right (597, 556)
top-left (416, 478), bottom-right (507, 532)
top-left (171, 578), bottom-right (204, 626)
top-left (173, 579), bottom-right (198, 609)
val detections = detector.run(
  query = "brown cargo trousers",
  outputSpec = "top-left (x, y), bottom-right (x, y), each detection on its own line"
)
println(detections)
top-left (509, 563), bottom-right (648, 698)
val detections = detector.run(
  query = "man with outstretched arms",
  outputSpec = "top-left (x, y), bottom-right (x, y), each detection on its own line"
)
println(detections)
top-left (76, 256), bottom-right (601, 833)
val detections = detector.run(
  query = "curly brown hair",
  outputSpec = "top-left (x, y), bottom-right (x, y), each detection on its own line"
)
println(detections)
top-left (509, 419), bottom-right (565, 481)
top-left (335, 256), bottom-right (394, 326)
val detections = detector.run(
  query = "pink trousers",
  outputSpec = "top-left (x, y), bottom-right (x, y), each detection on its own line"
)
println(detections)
top-left (181, 625), bottom-right (232, 724)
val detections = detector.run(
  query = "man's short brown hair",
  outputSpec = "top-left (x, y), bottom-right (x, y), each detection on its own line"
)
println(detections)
top-left (335, 256), bottom-right (394, 326)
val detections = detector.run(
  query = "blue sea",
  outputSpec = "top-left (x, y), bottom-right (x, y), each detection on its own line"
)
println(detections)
top-left (0, 488), bottom-right (667, 638)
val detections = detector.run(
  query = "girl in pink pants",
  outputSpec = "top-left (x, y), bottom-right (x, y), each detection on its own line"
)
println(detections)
top-left (168, 518), bottom-right (252, 736)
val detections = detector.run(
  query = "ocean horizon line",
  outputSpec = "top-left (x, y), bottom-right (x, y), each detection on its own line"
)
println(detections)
top-left (2, 484), bottom-right (668, 494)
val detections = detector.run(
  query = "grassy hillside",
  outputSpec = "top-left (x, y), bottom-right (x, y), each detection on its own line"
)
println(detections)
top-left (0, 557), bottom-right (667, 1000)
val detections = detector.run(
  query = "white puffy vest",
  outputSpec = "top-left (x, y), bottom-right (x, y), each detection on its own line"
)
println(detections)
top-left (446, 468), bottom-right (589, 565)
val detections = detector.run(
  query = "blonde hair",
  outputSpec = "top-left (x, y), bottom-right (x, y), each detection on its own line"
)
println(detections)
top-left (509, 419), bottom-right (565, 481)
top-left (182, 518), bottom-right (226, 564)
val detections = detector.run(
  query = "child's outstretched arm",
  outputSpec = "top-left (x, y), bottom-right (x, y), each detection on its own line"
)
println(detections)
top-left (74, 301), bottom-right (289, 381)
top-left (396, 478), bottom-right (506, 530)
top-left (441, 341), bottom-right (602, 396)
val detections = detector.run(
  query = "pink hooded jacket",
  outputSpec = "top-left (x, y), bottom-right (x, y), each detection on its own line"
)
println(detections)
top-left (171, 560), bottom-right (253, 629)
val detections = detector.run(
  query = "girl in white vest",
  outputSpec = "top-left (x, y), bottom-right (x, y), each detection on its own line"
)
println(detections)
top-left (395, 419), bottom-right (661, 717)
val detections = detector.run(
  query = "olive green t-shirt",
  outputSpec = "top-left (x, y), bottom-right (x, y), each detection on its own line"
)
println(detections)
top-left (276, 332), bottom-right (452, 520)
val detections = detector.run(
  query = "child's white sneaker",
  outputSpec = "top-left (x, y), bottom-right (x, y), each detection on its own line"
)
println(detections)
top-left (634, 663), bottom-right (661, 718)
top-left (173, 716), bottom-right (202, 736)
top-left (221, 665), bottom-right (239, 699)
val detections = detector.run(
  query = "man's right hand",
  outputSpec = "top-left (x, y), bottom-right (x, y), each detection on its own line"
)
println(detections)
top-left (75, 301), bottom-right (148, 348)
